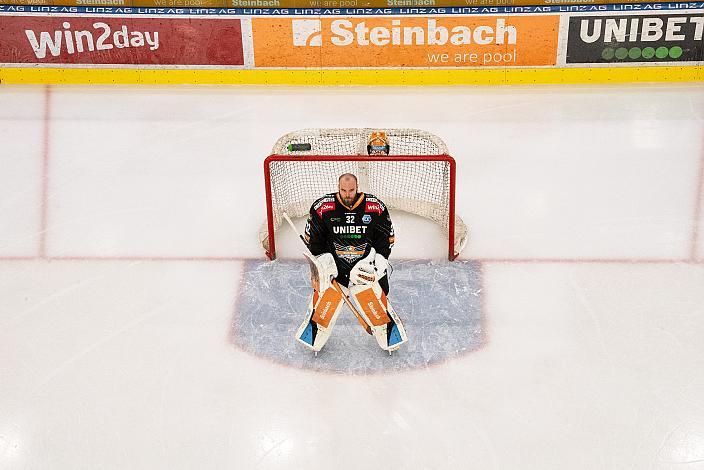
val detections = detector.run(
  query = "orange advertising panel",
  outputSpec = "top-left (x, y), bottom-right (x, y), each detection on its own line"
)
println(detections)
top-left (253, 15), bottom-right (558, 68)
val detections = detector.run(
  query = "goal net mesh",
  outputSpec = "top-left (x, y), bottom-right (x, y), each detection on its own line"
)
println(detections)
top-left (262, 128), bottom-right (468, 259)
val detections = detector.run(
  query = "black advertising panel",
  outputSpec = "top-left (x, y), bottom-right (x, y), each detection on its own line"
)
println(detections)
top-left (567, 14), bottom-right (704, 64)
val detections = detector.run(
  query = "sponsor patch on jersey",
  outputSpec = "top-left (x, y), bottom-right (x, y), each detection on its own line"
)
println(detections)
top-left (365, 202), bottom-right (382, 215)
top-left (362, 214), bottom-right (372, 224)
top-left (333, 242), bottom-right (367, 263)
top-left (313, 196), bottom-right (335, 218)
top-left (333, 225), bottom-right (368, 235)
top-left (313, 196), bottom-right (334, 208)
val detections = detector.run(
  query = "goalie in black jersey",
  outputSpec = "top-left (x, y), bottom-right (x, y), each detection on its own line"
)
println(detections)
top-left (295, 132), bottom-right (408, 354)
top-left (304, 173), bottom-right (394, 294)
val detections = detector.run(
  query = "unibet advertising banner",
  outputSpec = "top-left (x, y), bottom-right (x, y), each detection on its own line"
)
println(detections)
top-left (567, 14), bottom-right (704, 64)
top-left (252, 16), bottom-right (559, 68)
top-left (0, 16), bottom-right (244, 65)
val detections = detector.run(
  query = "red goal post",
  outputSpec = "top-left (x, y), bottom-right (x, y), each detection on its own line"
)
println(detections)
top-left (261, 129), bottom-right (468, 261)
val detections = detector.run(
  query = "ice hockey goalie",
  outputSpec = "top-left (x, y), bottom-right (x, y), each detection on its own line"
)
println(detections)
top-left (295, 164), bottom-right (409, 354)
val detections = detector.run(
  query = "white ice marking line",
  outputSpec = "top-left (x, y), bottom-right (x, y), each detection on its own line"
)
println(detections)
top-left (569, 272), bottom-right (611, 365)
top-left (256, 437), bottom-right (292, 467)
top-left (1, 272), bottom-right (105, 330)
top-left (31, 301), bottom-right (171, 393)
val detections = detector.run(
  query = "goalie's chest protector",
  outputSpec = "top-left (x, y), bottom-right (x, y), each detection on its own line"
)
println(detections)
top-left (316, 192), bottom-right (384, 267)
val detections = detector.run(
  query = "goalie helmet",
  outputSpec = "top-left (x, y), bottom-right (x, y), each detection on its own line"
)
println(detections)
top-left (367, 131), bottom-right (390, 155)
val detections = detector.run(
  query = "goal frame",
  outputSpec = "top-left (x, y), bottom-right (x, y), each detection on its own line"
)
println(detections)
top-left (263, 154), bottom-right (459, 261)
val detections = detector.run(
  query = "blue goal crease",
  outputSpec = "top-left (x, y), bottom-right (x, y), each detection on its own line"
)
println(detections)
top-left (232, 259), bottom-right (484, 374)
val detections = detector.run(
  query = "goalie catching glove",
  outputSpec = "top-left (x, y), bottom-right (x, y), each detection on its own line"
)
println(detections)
top-left (306, 252), bottom-right (337, 293)
top-left (349, 248), bottom-right (389, 286)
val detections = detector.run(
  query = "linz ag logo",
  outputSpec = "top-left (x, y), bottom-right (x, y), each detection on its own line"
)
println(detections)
top-left (567, 14), bottom-right (704, 64)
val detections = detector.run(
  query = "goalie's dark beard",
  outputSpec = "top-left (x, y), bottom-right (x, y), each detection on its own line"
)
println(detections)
top-left (341, 192), bottom-right (358, 207)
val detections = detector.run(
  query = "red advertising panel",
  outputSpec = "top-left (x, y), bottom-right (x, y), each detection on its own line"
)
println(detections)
top-left (0, 16), bottom-right (244, 65)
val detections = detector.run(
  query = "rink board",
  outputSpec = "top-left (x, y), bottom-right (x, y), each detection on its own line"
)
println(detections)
top-left (231, 259), bottom-right (484, 374)
top-left (1, 66), bottom-right (701, 85)
top-left (1, 4), bottom-right (703, 85)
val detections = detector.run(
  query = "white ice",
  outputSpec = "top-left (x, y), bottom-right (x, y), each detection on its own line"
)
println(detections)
top-left (1, 84), bottom-right (703, 469)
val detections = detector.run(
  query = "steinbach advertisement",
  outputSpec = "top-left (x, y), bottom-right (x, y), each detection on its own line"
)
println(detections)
top-left (251, 15), bottom-right (559, 67)
top-left (0, 16), bottom-right (244, 65)
top-left (567, 13), bottom-right (704, 64)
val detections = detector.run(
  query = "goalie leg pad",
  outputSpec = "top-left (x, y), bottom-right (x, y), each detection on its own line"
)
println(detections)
top-left (295, 287), bottom-right (344, 352)
top-left (349, 282), bottom-right (408, 352)
top-left (381, 292), bottom-right (406, 348)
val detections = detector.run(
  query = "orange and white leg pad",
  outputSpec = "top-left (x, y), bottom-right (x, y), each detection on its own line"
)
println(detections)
top-left (295, 287), bottom-right (345, 352)
top-left (349, 282), bottom-right (408, 352)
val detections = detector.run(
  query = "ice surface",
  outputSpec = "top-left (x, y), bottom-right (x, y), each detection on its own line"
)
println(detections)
top-left (1, 84), bottom-right (704, 470)
top-left (233, 259), bottom-right (483, 373)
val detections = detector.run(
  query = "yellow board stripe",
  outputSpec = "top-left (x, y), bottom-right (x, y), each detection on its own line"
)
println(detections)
top-left (1, 66), bottom-right (702, 85)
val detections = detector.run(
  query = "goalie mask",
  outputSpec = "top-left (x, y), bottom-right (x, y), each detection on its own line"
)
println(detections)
top-left (367, 131), bottom-right (390, 155)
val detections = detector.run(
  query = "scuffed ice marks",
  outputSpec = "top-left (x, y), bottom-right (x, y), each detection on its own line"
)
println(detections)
top-left (233, 259), bottom-right (484, 374)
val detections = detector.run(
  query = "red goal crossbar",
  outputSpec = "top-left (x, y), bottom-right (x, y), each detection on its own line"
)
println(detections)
top-left (262, 154), bottom-right (460, 261)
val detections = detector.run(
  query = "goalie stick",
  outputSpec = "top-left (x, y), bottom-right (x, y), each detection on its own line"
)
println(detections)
top-left (283, 212), bottom-right (372, 336)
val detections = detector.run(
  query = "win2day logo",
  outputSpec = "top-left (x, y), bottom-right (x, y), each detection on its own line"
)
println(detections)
top-left (566, 14), bottom-right (704, 64)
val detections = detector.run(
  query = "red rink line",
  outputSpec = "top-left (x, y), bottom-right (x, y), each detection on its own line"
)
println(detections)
top-left (476, 257), bottom-right (703, 265)
top-left (0, 255), bottom-right (256, 262)
top-left (691, 133), bottom-right (704, 261)
top-left (39, 86), bottom-right (51, 259)
top-left (47, 255), bottom-right (254, 262)
top-left (0, 255), bottom-right (702, 264)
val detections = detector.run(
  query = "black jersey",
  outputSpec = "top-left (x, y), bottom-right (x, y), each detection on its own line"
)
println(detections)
top-left (305, 192), bottom-right (394, 286)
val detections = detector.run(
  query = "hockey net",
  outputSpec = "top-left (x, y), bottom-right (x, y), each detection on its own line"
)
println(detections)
top-left (261, 128), bottom-right (468, 260)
